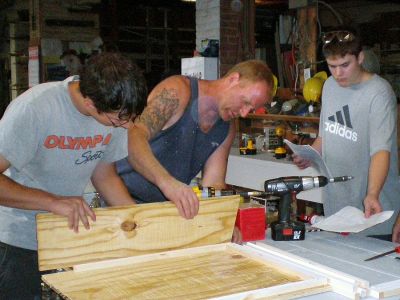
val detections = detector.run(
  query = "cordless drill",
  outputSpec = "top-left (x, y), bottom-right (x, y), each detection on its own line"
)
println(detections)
top-left (264, 176), bottom-right (352, 241)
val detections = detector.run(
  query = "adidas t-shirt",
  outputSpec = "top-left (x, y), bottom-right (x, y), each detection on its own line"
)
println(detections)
top-left (319, 74), bottom-right (400, 235)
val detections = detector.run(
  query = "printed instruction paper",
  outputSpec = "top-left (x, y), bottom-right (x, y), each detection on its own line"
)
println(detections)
top-left (284, 139), bottom-right (332, 178)
top-left (313, 206), bottom-right (394, 233)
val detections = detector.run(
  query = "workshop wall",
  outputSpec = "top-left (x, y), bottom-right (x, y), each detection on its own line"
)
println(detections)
top-left (220, 0), bottom-right (255, 76)
top-left (2, 1), bottom-right (399, 116)
top-left (196, 0), bottom-right (220, 52)
top-left (195, 0), bottom-right (254, 76)
top-left (99, 1), bottom-right (195, 91)
top-left (0, 0), bottom-right (29, 118)
top-left (317, 1), bottom-right (400, 99)
top-left (250, 0), bottom-right (400, 168)
top-left (30, 0), bottom-right (99, 42)
top-left (28, 0), bottom-right (100, 83)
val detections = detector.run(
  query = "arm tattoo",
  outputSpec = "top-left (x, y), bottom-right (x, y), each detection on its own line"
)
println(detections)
top-left (140, 88), bottom-right (180, 138)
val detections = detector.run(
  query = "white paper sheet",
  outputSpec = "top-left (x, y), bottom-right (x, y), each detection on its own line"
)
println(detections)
top-left (313, 206), bottom-right (394, 233)
top-left (284, 139), bottom-right (332, 177)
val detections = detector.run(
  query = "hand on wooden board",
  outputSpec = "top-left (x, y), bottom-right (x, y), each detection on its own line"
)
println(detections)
top-left (161, 178), bottom-right (199, 219)
top-left (232, 226), bottom-right (243, 244)
top-left (49, 196), bottom-right (96, 233)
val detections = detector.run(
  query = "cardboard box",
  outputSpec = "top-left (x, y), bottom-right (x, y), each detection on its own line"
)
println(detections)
top-left (181, 57), bottom-right (218, 80)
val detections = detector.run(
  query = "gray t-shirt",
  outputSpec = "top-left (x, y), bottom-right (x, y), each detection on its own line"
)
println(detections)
top-left (320, 74), bottom-right (400, 235)
top-left (0, 76), bottom-right (128, 250)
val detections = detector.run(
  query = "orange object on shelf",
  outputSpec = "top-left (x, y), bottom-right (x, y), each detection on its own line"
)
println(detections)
top-left (255, 107), bottom-right (266, 114)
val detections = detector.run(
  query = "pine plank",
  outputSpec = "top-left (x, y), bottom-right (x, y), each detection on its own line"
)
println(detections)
top-left (37, 196), bottom-right (240, 271)
top-left (73, 243), bottom-right (229, 273)
top-left (42, 246), bottom-right (308, 300)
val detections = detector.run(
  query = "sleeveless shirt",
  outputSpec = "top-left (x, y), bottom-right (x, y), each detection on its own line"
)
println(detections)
top-left (116, 77), bottom-right (230, 203)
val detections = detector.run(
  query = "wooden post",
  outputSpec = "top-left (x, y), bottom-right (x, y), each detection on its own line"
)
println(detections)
top-left (297, 5), bottom-right (317, 90)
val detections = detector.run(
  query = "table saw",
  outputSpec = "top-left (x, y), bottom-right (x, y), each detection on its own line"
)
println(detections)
top-left (255, 229), bottom-right (400, 299)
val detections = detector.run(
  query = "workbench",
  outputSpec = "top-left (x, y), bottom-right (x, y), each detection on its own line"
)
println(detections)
top-left (254, 230), bottom-right (400, 300)
top-left (226, 147), bottom-right (325, 203)
top-left (37, 196), bottom-right (400, 299)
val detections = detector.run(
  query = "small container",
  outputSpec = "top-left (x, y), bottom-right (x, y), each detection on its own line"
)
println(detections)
top-left (235, 203), bottom-right (266, 242)
top-left (310, 215), bottom-right (325, 225)
top-left (298, 214), bottom-right (324, 225)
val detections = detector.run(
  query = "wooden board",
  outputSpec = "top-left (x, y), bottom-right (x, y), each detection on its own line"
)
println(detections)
top-left (37, 196), bottom-right (240, 271)
top-left (42, 244), bottom-right (329, 300)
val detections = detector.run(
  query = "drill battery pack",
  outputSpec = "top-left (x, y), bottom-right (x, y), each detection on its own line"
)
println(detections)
top-left (239, 147), bottom-right (257, 155)
top-left (270, 220), bottom-right (305, 241)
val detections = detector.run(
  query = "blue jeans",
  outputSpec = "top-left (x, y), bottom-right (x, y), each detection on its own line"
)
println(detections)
top-left (0, 241), bottom-right (42, 300)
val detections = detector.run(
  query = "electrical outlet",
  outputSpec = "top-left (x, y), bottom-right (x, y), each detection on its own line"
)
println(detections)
top-left (304, 68), bottom-right (311, 82)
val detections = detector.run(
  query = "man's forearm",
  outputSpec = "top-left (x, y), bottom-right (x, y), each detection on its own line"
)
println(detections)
top-left (92, 175), bottom-right (135, 206)
top-left (91, 162), bottom-right (135, 206)
top-left (127, 129), bottom-right (173, 190)
top-left (0, 174), bottom-right (56, 211)
top-left (367, 151), bottom-right (389, 198)
top-left (312, 137), bottom-right (322, 154)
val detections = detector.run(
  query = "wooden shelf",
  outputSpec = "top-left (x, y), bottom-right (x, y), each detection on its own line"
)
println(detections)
top-left (240, 113), bottom-right (319, 124)
top-left (236, 113), bottom-right (320, 140)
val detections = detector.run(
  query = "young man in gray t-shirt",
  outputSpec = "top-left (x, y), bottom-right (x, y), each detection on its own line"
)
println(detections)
top-left (293, 27), bottom-right (400, 238)
top-left (0, 52), bottom-right (147, 299)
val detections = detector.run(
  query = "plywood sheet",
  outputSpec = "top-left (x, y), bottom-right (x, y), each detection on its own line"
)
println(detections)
top-left (37, 197), bottom-right (240, 271)
top-left (42, 245), bottom-right (309, 300)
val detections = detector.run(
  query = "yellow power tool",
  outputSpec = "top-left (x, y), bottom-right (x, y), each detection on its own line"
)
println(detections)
top-left (274, 126), bottom-right (286, 159)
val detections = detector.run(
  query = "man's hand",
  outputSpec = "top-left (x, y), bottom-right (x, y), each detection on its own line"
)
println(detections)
top-left (364, 194), bottom-right (382, 218)
top-left (292, 137), bottom-right (322, 170)
top-left (161, 179), bottom-right (199, 219)
top-left (231, 226), bottom-right (243, 244)
top-left (392, 214), bottom-right (400, 243)
top-left (49, 196), bottom-right (96, 232)
top-left (292, 154), bottom-right (312, 169)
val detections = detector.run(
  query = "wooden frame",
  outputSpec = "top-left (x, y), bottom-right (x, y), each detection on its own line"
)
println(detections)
top-left (37, 196), bottom-right (383, 299)
top-left (42, 243), bottom-right (332, 300)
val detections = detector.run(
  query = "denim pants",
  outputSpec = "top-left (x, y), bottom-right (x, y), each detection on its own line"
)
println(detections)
top-left (0, 241), bottom-right (42, 300)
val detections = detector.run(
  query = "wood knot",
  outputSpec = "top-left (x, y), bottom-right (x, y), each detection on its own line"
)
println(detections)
top-left (121, 221), bottom-right (137, 232)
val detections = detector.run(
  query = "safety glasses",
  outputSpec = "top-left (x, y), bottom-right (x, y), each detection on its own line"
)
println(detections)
top-left (321, 31), bottom-right (355, 45)
top-left (105, 113), bottom-right (139, 128)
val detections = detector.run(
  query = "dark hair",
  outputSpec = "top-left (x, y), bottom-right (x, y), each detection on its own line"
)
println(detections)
top-left (322, 26), bottom-right (362, 59)
top-left (79, 52), bottom-right (147, 120)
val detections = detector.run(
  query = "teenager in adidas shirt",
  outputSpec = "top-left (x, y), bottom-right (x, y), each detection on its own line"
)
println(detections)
top-left (293, 26), bottom-right (400, 240)
top-left (0, 52), bottom-right (147, 299)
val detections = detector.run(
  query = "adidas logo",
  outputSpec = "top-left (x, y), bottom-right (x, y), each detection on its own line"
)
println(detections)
top-left (324, 105), bottom-right (358, 142)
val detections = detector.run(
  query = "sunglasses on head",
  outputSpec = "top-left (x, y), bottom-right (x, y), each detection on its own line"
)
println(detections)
top-left (322, 31), bottom-right (355, 45)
